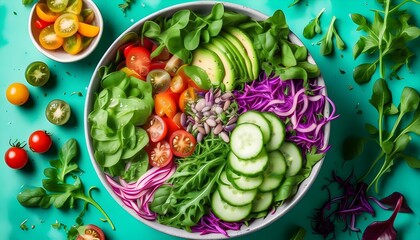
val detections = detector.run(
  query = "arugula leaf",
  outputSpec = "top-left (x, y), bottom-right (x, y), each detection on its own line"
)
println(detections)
top-left (351, 0), bottom-right (420, 83)
top-left (318, 16), bottom-right (346, 55)
top-left (289, 0), bottom-right (303, 7)
top-left (16, 139), bottom-right (115, 230)
top-left (118, 0), bottom-right (135, 14)
top-left (303, 8), bottom-right (325, 39)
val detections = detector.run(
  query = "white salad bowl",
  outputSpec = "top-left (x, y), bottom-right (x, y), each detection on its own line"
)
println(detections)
top-left (84, 2), bottom-right (331, 239)
top-left (28, 0), bottom-right (103, 63)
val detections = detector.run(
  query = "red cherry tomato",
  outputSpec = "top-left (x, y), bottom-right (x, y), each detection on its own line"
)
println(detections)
top-left (162, 112), bottom-right (183, 136)
top-left (28, 130), bottom-right (52, 153)
top-left (76, 224), bottom-right (105, 240)
top-left (148, 141), bottom-right (173, 167)
top-left (34, 19), bottom-right (50, 29)
top-left (4, 141), bottom-right (28, 169)
top-left (169, 130), bottom-right (196, 157)
top-left (144, 115), bottom-right (168, 143)
top-left (125, 46), bottom-right (151, 77)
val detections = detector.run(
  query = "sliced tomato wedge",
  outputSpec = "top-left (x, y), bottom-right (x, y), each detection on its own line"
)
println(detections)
top-left (154, 90), bottom-right (178, 119)
top-left (125, 46), bottom-right (151, 77)
top-left (179, 87), bottom-right (198, 112)
top-left (169, 130), bottom-right (196, 157)
top-left (144, 115), bottom-right (168, 143)
top-left (148, 141), bottom-right (173, 167)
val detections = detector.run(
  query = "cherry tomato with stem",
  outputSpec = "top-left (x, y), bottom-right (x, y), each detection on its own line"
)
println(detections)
top-left (28, 130), bottom-right (52, 153)
top-left (4, 140), bottom-right (29, 169)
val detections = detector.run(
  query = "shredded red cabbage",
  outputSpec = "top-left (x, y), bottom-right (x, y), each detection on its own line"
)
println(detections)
top-left (191, 211), bottom-right (243, 237)
top-left (105, 162), bottom-right (176, 220)
top-left (234, 73), bottom-right (338, 154)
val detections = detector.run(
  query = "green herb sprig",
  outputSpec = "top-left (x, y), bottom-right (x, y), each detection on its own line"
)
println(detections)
top-left (303, 8), bottom-right (326, 39)
top-left (318, 16), bottom-right (346, 56)
top-left (351, 0), bottom-right (420, 84)
top-left (343, 79), bottom-right (420, 192)
top-left (119, 0), bottom-right (135, 14)
top-left (16, 139), bottom-right (115, 230)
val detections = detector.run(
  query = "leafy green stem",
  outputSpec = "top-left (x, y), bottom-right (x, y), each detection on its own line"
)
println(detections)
top-left (377, 0), bottom-right (391, 79)
top-left (77, 187), bottom-right (115, 230)
top-left (388, 0), bottom-right (420, 14)
top-left (360, 151), bottom-right (385, 183)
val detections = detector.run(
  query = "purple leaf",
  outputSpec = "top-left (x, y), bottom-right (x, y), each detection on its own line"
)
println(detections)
top-left (362, 196), bottom-right (403, 240)
top-left (379, 192), bottom-right (413, 213)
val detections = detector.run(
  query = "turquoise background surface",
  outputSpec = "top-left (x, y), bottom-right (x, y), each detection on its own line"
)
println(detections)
top-left (1, 0), bottom-right (419, 239)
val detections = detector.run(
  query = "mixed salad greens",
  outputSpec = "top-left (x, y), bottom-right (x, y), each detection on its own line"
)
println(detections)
top-left (87, 3), bottom-right (337, 236)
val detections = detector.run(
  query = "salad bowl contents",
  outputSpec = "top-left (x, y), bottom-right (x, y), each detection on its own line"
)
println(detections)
top-left (84, 2), bottom-right (337, 239)
top-left (28, 0), bottom-right (103, 62)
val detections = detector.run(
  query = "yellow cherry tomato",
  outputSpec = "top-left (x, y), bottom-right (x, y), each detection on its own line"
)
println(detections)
top-left (65, 0), bottom-right (83, 15)
top-left (54, 13), bottom-right (79, 38)
top-left (6, 83), bottom-right (30, 106)
top-left (63, 33), bottom-right (83, 55)
top-left (35, 3), bottom-right (60, 23)
top-left (77, 22), bottom-right (100, 38)
top-left (39, 24), bottom-right (64, 50)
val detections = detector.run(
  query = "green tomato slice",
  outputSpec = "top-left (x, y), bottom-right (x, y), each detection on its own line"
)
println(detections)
top-left (45, 99), bottom-right (71, 125)
top-left (47, 0), bottom-right (69, 13)
top-left (25, 61), bottom-right (51, 87)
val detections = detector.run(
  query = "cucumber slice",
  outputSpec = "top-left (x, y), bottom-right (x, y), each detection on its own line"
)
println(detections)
top-left (251, 191), bottom-right (274, 213)
top-left (226, 167), bottom-right (263, 190)
top-left (212, 190), bottom-right (252, 222)
top-left (237, 111), bottom-right (271, 144)
top-left (230, 123), bottom-right (264, 159)
top-left (262, 112), bottom-right (286, 151)
top-left (219, 170), bottom-right (231, 186)
top-left (258, 151), bottom-right (286, 192)
top-left (228, 149), bottom-right (268, 177)
top-left (218, 183), bottom-right (258, 206)
top-left (280, 141), bottom-right (303, 177)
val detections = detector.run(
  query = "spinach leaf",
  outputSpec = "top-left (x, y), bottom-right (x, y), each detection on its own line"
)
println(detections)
top-left (318, 16), bottom-right (346, 56)
top-left (351, 0), bottom-right (420, 83)
top-left (303, 8), bottom-right (325, 39)
top-left (17, 139), bottom-right (115, 230)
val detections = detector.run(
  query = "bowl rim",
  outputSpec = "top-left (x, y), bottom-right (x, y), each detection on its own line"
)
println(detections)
top-left (84, 1), bottom-right (330, 239)
top-left (28, 0), bottom-right (103, 63)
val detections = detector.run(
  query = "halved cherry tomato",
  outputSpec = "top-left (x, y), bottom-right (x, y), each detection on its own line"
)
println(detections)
top-left (34, 19), bottom-right (50, 29)
top-left (80, 8), bottom-right (95, 24)
top-left (77, 22), bottom-right (100, 38)
top-left (47, 0), bottom-right (69, 13)
top-left (35, 3), bottom-right (60, 23)
top-left (39, 24), bottom-right (64, 50)
top-left (76, 224), bottom-right (105, 240)
top-left (144, 115), bottom-right (168, 143)
top-left (163, 112), bottom-right (183, 136)
top-left (169, 130), bottom-right (196, 157)
top-left (146, 69), bottom-right (171, 94)
top-left (123, 43), bottom-right (136, 58)
top-left (148, 141), bottom-right (173, 167)
top-left (170, 74), bottom-right (188, 94)
top-left (179, 87), bottom-right (198, 112)
top-left (65, 0), bottom-right (83, 15)
top-left (154, 90), bottom-right (178, 119)
top-left (126, 46), bottom-right (151, 77)
top-left (54, 13), bottom-right (79, 38)
top-left (63, 33), bottom-right (83, 55)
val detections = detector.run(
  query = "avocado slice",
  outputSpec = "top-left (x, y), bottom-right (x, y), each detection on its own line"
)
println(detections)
top-left (226, 27), bottom-right (260, 80)
top-left (210, 37), bottom-right (246, 81)
top-left (191, 48), bottom-right (225, 86)
top-left (203, 43), bottom-right (237, 91)
top-left (214, 36), bottom-right (249, 81)
top-left (222, 32), bottom-right (254, 81)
